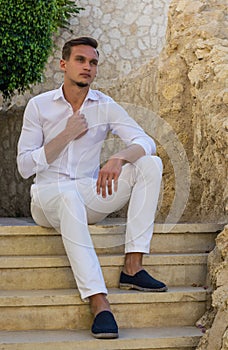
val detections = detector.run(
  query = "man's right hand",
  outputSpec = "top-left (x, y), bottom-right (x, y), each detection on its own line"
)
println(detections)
top-left (44, 111), bottom-right (88, 164)
top-left (65, 110), bottom-right (88, 141)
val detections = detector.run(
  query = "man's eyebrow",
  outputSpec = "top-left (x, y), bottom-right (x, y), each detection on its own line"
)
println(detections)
top-left (74, 55), bottom-right (85, 59)
top-left (74, 55), bottom-right (98, 62)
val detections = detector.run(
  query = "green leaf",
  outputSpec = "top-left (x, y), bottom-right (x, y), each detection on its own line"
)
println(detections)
top-left (0, 0), bottom-right (84, 100)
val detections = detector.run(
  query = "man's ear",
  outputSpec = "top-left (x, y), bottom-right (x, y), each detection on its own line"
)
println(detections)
top-left (60, 59), bottom-right (66, 72)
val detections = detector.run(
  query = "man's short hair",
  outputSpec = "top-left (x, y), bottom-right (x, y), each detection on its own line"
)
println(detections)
top-left (62, 37), bottom-right (99, 60)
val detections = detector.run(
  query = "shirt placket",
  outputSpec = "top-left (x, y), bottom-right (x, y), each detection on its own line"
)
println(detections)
top-left (66, 100), bottom-right (88, 179)
top-left (66, 104), bottom-right (75, 179)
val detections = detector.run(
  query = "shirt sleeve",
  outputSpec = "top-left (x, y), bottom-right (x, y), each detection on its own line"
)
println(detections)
top-left (107, 100), bottom-right (156, 155)
top-left (17, 99), bottom-right (49, 179)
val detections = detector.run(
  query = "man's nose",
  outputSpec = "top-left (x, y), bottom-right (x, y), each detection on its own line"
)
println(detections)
top-left (83, 61), bottom-right (91, 70)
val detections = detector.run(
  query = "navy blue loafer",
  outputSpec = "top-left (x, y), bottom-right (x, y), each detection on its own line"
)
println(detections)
top-left (119, 270), bottom-right (168, 292)
top-left (91, 310), bottom-right (119, 339)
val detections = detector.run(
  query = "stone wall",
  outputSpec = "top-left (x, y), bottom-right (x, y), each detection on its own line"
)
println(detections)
top-left (0, 0), bottom-right (170, 216)
top-left (0, 0), bottom-right (170, 109)
top-left (196, 225), bottom-right (228, 350)
top-left (0, 109), bottom-right (33, 216)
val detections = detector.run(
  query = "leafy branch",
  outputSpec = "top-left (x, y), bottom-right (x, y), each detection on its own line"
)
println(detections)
top-left (0, 0), bottom-right (84, 100)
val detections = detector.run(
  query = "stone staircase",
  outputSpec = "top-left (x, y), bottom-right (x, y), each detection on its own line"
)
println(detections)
top-left (0, 219), bottom-right (224, 350)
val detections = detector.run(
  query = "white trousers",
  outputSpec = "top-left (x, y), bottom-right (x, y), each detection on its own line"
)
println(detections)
top-left (31, 156), bottom-right (162, 300)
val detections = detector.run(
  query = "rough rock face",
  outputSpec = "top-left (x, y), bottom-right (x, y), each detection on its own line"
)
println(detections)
top-left (107, 0), bottom-right (228, 223)
top-left (157, 0), bottom-right (228, 223)
top-left (196, 225), bottom-right (228, 350)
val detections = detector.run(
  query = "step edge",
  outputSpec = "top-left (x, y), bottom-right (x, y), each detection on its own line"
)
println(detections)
top-left (0, 287), bottom-right (209, 307)
top-left (0, 326), bottom-right (202, 347)
top-left (0, 222), bottom-right (224, 235)
top-left (0, 253), bottom-right (208, 268)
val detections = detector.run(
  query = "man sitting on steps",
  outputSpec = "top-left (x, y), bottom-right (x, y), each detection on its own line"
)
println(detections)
top-left (17, 37), bottom-right (167, 339)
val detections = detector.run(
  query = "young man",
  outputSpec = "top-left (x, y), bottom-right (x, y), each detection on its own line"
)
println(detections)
top-left (17, 37), bottom-right (167, 339)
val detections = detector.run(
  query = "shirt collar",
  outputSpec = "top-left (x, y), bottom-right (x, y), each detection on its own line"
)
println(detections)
top-left (53, 84), bottom-right (99, 103)
top-left (53, 84), bottom-right (65, 101)
top-left (85, 89), bottom-right (100, 102)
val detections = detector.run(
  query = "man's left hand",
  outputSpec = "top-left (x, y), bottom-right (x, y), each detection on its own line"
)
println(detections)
top-left (96, 158), bottom-right (124, 198)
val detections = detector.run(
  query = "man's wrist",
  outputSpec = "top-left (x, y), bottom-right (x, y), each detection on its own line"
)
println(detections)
top-left (109, 157), bottom-right (126, 166)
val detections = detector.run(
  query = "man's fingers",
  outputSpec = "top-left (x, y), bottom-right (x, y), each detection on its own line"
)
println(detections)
top-left (97, 159), bottom-right (122, 197)
top-left (66, 111), bottom-right (89, 140)
top-left (107, 174), bottom-right (113, 196)
top-left (96, 174), bottom-right (101, 195)
top-left (101, 173), bottom-right (109, 198)
top-left (113, 173), bottom-right (118, 192)
top-left (97, 174), bottom-right (119, 197)
top-left (96, 172), bottom-right (108, 198)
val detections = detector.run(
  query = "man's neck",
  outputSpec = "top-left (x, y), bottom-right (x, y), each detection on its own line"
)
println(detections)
top-left (62, 82), bottom-right (90, 111)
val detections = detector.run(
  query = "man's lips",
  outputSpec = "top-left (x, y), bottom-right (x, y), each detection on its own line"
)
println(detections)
top-left (80, 73), bottom-right (91, 78)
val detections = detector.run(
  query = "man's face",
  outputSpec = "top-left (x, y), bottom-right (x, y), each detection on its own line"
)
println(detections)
top-left (60, 45), bottom-right (99, 87)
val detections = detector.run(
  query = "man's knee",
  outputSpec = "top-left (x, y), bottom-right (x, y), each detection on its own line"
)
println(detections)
top-left (135, 155), bottom-right (163, 178)
top-left (31, 202), bottom-right (53, 228)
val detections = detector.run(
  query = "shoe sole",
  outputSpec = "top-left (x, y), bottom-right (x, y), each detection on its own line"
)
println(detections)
top-left (91, 332), bottom-right (119, 339)
top-left (119, 283), bottom-right (168, 292)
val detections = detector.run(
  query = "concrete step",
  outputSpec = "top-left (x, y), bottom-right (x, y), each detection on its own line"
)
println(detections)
top-left (0, 253), bottom-right (208, 290)
top-left (0, 221), bottom-right (222, 255)
top-left (0, 287), bottom-right (208, 331)
top-left (0, 326), bottom-right (202, 350)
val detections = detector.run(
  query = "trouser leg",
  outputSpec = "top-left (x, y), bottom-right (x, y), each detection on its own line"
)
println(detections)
top-left (31, 183), bottom-right (107, 300)
top-left (125, 155), bottom-right (163, 253)
top-left (81, 155), bottom-right (163, 254)
top-left (30, 155), bottom-right (162, 299)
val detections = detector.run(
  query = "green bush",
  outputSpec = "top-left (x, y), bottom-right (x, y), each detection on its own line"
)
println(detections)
top-left (0, 0), bottom-right (83, 100)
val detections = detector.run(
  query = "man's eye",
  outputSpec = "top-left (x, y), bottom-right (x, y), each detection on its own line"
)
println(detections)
top-left (91, 60), bottom-right (98, 66)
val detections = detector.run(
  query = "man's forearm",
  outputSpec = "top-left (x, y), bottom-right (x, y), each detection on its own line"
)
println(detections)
top-left (110, 144), bottom-right (147, 164)
top-left (44, 130), bottom-right (72, 164)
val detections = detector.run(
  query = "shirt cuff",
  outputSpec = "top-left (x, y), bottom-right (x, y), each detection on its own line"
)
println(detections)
top-left (132, 138), bottom-right (156, 155)
top-left (31, 146), bottom-right (49, 173)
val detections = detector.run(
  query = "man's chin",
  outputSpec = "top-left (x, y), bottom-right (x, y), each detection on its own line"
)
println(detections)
top-left (76, 82), bottom-right (89, 88)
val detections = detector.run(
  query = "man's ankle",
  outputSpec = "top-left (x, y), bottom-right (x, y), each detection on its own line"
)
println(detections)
top-left (123, 252), bottom-right (143, 276)
top-left (122, 267), bottom-right (144, 276)
top-left (89, 293), bottom-right (111, 317)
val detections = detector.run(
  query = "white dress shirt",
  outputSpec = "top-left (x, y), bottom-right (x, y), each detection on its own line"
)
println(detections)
top-left (17, 85), bottom-right (156, 184)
